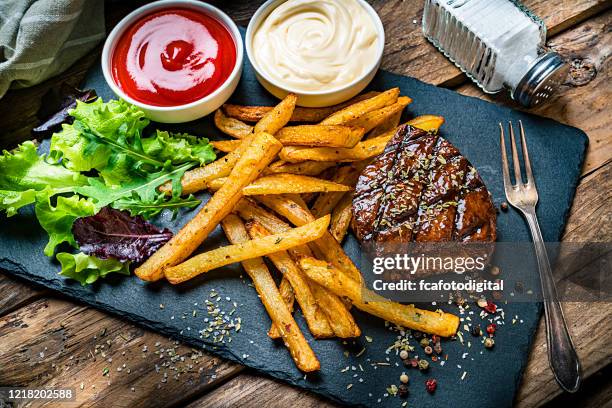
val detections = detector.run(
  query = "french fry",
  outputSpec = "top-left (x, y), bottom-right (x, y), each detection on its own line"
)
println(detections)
top-left (160, 95), bottom-right (325, 196)
top-left (158, 132), bottom-right (256, 196)
top-left (279, 115), bottom-right (445, 163)
top-left (222, 91), bottom-right (379, 123)
top-left (254, 94), bottom-right (297, 135)
top-left (246, 220), bottom-right (334, 339)
top-left (235, 199), bottom-right (360, 338)
top-left (214, 109), bottom-right (253, 139)
top-left (269, 276), bottom-right (294, 338)
top-left (136, 132), bottom-right (282, 281)
top-left (276, 125), bottom-right (365, 148)
top-left (256, 194), bottom-right (363, 283)
top-left (299, 258), bottom-right (460, 337)
top-left (346, 96), bottom-right (412, 133)
top-left (320, 88), bottom-right (400, 125)
top-left (164, 215), bottom-right (330, 284)
top-left (310, 163), bottom-right (364, 217)
top-left (265, 160), bottom-right (337, 176)
top-left (406, 114), bottom-right (446, 132)
top-left (221, 215), bottom-right (320, 372)
top-left (368, 110), bottom-right (402, 138)
top-left (211, 139), bottom-right (241, 153)
top-left (330, 192), bottom-right (353, 242)
top-left (208, 174), bottom-right (351, 195)
top-left (279, 135), bottom-right (389, 163)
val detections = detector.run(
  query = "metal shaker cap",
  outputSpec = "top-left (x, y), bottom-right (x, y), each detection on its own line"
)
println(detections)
top-left (512, 52), bottom-right (568, 108)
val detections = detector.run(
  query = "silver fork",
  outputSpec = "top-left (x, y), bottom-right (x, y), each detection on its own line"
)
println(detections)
top-left (500, 121), bottom-right (581, 393)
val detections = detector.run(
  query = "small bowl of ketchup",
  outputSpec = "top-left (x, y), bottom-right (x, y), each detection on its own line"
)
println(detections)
top-left (102, 0), bottom-right (243, 123)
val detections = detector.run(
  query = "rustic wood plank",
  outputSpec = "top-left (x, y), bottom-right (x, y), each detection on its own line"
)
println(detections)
top-left (0, 299), bottom-right (243, 407)
top-left (0, 272), bottom-right (45, 316)
top-left (373, 0), bottom-right (609, 87)
top-left (515, 162), bottom-right (612, 407)
top-left (456, 10), bottom-right (612, 175)
top-left (543, 365), bottom-right (612, 408)
top-left (187, 371), bottom-right (336, 408)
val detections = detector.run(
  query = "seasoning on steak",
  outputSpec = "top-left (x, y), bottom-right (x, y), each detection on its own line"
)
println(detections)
top-left (353, 124), bottom-right (496, 247)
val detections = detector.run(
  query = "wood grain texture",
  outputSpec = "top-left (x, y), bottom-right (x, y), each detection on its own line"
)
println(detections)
top-left (187, 372), bottom-right (336, 408)
top-left (457, 10), bottom-right (612, 175)
top-left (372, 0), bottom-right (608, 87)
top-left (0, 299), bottom-right (243, 407)
top-left (0, 273), bottom-right (45, 316)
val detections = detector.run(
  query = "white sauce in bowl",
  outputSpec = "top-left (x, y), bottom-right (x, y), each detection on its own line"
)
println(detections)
top-left (252, 0), bottom-right (380, 93)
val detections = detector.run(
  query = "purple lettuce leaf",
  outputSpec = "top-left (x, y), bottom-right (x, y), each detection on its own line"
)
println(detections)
top-left (33, 84), bottom-right (97, 137)
top-left (72, 206), bottom-right (172, 264)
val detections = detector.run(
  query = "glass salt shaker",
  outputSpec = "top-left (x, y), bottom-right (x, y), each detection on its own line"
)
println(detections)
top-left (422, 0), bottom-right (568, 107)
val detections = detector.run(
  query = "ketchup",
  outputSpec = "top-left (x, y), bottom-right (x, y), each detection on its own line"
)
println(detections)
top-left (112, 8), bottom-right (236, 107)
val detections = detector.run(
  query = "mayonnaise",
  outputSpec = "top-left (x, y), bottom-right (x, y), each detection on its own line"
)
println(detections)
top-left (252, 0), bottom-right (380, 92)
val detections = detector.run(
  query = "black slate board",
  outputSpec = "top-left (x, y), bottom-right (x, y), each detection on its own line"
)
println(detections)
top-left (0, 29), bottom-right (587, 407)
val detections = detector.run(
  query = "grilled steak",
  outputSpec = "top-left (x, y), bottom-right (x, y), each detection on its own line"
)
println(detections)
top-left (353, 125), bottom-right (496, 247)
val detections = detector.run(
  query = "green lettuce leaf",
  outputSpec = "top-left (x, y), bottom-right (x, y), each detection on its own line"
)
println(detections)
top-left (57, 252), bottom-right (130, 286)
top-left (142, 130), bottom-right (216, 166)
top-left (35, 192), bottom-right (96, 256)
top-left (0, 141), bottom-right (87, 192)
top-left (49, 98), bottom-right (149, 173)
top-left (0, 189), bottom-right (37, 216)
top-left (69, 98), bottom-right (149, 141)
top-left (49, 123), bottom-right (111, 172)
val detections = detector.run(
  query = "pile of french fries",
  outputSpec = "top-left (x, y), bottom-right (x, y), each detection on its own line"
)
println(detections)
top-left (137, 89), bottom-right (459, 372)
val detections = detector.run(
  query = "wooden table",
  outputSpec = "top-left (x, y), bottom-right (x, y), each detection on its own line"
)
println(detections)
top-left (0, 1), bottom-right (610, 407)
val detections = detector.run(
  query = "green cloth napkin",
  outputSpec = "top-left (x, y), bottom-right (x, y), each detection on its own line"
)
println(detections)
top-left (0, 0), bottom-right (105, 98)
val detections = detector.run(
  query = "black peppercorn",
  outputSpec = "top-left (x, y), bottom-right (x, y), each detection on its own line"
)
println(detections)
top-left (398, 384), bottom-right (409, 398)
top-left (471, 325), bottom-right (482, 337)
top-left (501, 202), bottom-right (509, 211)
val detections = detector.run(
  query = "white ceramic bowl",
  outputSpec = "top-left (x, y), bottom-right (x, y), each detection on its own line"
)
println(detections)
top-left (101, 0), bottom-right (243, 123)
top-left (246, 0), bottom-right (385, 107)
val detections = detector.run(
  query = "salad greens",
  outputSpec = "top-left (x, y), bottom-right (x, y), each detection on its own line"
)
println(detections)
top-left (72, 207), bottom-right (173, 264)
top-left (57, 252), bottom-right (130, 286)
top-left (0, 97), bottom-right (216, 285)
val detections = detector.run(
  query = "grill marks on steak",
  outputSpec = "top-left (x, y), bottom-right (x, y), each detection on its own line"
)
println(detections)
top-left (353, 125), bottom-right (496, 246)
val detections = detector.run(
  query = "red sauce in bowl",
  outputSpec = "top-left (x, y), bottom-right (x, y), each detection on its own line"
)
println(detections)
top-left (112, 8), bottom-right (236, 107)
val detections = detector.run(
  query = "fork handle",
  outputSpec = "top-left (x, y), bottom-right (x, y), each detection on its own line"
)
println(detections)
top-left (524, 209), bottom-right (582, 393)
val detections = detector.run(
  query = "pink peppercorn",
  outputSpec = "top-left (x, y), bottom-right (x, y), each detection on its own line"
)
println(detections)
top-left (484, 300), bottom-right (497, 314)
top-left (425, 378), bottom-right (437, 393)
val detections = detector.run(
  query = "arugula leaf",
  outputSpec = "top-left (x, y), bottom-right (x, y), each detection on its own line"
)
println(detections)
top-left (112, 193), bottom-right (201, 219)
top-left (76, 161), bottom-right (195, 215)
top-left (0, 141), bottom-right (87, 192)
top-left (35, 191), bottom-right (96, 256)
top-left (57, 252), bottom-right (130, 285)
